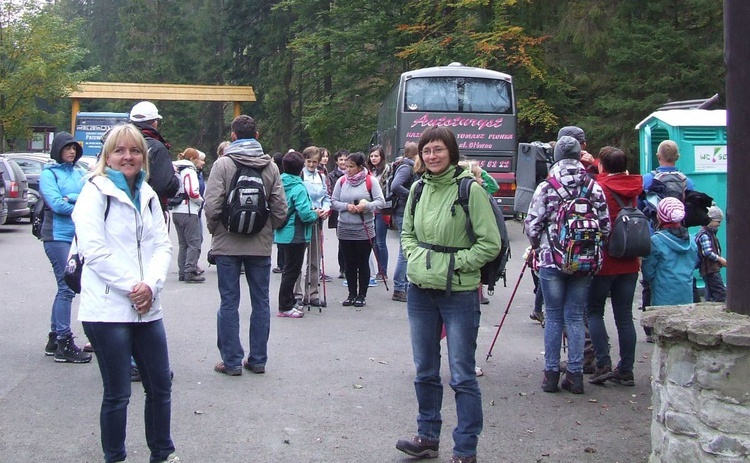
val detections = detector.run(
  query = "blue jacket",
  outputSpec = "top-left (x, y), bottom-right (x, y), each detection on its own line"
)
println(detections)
top-left (641, 227), bottom-right (698, 306)
top-left (40, 132), bottom-right (85, 242)
top-left (274, 173), bottom-right (318, 244)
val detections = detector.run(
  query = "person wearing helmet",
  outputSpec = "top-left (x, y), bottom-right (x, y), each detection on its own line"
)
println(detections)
top-left (129, 101), bottom-right (180, 211)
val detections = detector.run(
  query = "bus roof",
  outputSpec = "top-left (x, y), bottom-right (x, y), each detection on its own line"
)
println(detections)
top-left (402, 62), bottom-right (512, 82)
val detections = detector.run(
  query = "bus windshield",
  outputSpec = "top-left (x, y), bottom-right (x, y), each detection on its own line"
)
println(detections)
top-left (404, 77), bottom-right (513, 114)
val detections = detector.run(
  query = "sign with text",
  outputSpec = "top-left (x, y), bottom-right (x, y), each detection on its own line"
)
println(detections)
top-left (694, 145), bottom-right (727, 172)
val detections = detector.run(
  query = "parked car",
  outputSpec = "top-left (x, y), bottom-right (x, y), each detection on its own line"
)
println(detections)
top-left (0, 156), bottom-right (30, 224)
top-left (4, 153), bottom-right (51, 215)
top-left (0, 170), bottom-right (8, 225)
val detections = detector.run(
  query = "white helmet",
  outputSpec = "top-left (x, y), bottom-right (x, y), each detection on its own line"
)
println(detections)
top-left (129, 101), bottom-right (162, 122)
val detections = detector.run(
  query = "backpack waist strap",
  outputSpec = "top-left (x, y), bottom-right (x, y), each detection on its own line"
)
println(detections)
top-left (418, 241), bottom-right (466, 297)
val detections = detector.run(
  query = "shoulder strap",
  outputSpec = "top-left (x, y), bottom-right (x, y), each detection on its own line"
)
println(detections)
top-left (605, 187), bottom-right (636, 209)
top-left (409, 179), bottom-right (426, 217)
top-left (546, 176), bottom-right (572, 201)
top-left (457, 177), bottom-right (477, 244)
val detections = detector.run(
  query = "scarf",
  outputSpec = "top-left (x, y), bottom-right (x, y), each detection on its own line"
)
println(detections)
top-left (138, 124), bottom-right (171, 150)
top-left (345, 167), bottom-right (368, 187)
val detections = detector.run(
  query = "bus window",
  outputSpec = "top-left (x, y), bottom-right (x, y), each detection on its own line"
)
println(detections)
top-left (405, 77), bottom-right (512, 114)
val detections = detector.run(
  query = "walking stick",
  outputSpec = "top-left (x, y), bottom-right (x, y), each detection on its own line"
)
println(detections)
top-left (305, 222), bottom-right (315, 312)
top-left (485, 260), bottom-right (529, 361)
top-left (355, 201), bottom-right (389, 292)
top-left (319, 222), bottom-right (328, 308)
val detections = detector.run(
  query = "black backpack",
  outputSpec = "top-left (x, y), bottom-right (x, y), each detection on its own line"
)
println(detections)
top-left (222, 159), bottom-right (270, 235)
top-left (410, 175), bottom-right (511, 294)
top-left (380, 160), bottom-right (415, 215)
top-left (31, 170), bottom-right (57, 239)
top-left (606, 189), bottom-right (651, 258)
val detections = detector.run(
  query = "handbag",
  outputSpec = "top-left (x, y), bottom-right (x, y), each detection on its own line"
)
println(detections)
top-left (63, 238), bottom-right (83, 294)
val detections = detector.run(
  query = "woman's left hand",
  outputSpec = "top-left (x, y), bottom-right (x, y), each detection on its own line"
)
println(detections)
top-left (129, 282), bottom-right (153, 314)
top-left (355, 199), bottom-right (368, 213)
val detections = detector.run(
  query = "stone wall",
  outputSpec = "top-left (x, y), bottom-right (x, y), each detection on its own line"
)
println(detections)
top-left (641, 303), bottom-right (750, 463)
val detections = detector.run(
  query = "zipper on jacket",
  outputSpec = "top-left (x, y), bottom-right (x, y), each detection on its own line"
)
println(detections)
top-left (136, 208), bottom-right (145, 322)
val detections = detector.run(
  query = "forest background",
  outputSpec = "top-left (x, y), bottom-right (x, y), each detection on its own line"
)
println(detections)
top-left (1, 0), bottom-right (724, 170)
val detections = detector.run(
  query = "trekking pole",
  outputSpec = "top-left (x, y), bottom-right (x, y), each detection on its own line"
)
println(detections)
top-left (319, 221), bottom-right (328, 309)
top-left (305, 223), bottom-right (314, 312)
top-left (355, 200), bottom-right (389, 292)
top-left (485, 260), bottom-right (529, 361)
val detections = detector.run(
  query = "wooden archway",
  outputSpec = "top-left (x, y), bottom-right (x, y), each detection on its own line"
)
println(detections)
top-left (68, 82), bottom-right (256, 133)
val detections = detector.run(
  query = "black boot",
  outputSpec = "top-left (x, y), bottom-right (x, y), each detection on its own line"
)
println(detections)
top-left (54, 335), bottom-right (92, 364)
top-left (560, 371), bottom-right (584, 394)
top-left (45, 331), bottom-right (57, 356)
top-left (542, 370), bottom-right (560, 393)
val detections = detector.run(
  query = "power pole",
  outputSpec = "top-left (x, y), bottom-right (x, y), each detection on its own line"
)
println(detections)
top-left (725, 0), bottom-right (750, 315)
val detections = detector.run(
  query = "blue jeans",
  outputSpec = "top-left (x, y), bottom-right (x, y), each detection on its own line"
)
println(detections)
top-left (44, 241), bottom-right (75, 338)
top-left (82, 320), bottom-right (174, 463)
top-left (407, 286), bottom-right (482, 457)
top-left (539, 267), bottom-right (591, 374)
top-left (373, 213), bottom-right (389, 274)
top-left (215, 255), bottom-right (271, 369)
top-left (587, 273), bottom-right (638, 373)
top-left (392, 214), bottom-right (408, 292)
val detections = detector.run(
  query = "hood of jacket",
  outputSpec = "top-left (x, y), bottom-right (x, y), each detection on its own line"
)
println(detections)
top-left (548, 158), bottom-right (588, 189)
top-left (596, 173), bottom-right (643, 201)
top-left (50, 132), bottom-right (82, 164)
top-left (282, 172), bottom-right (304, 192)
top-left (173, 159), bottom-right (196, 170)
top-left (656, 228), bottom-right (693, 253)
top-left (224, 139), bottom-right (271, 170)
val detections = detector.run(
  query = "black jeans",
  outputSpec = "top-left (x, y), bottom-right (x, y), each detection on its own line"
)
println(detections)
top-left (340, 239), bottom-right (372, 298)
top-left (278, 243), bottom-right (306, 311)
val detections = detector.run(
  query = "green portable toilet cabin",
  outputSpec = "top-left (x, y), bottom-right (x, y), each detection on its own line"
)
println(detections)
top-left (635, 109), bottom-right (727, 288)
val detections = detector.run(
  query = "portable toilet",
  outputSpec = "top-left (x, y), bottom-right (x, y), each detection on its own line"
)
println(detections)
top-left (635, 109), bottom-right (727, 289)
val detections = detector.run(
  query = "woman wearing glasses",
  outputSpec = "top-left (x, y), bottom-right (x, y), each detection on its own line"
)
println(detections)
top-left (396, 126), bottom-right (501, 463)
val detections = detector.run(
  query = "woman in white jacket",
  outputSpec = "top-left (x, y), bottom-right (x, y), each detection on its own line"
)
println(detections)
top-left (172, 148), bottom-right (205, 283)
top-left (72, 123), bottom-right (178, 463)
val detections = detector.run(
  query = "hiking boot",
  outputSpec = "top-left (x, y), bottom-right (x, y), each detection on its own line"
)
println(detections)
top-left (480, 295), bottom-right (490, 305)
top-left (184, 272), bottom-right (205, 283)
top-left (272, 266), bottom-right (283, 274)
top-left (602, 368), bottom-right (635, 386)
top-left (395, 435), bottom-right (439, 458)
top-left (195, 267), bottom-right (205, 275)
top-left (214, 361), bottom-right (242, 376)
top-left (541, 370), bottom-right (560, 393)
top-left (45, 331), bottom-right (57, 356)
top-left (353, 295), bottom-right (366, 307)
top-left (178, 274), bottom-right (185, 281)
top-left (392, 290), bottom-right (407, 302)
top-left (54, 335), bottom-right (92, 364)
top-left (320, 274), bottom-right (333, 282)
top-left (529, 311), bottom-right (544, 324)
top-left (588, 365), bottom-right (612, 385)
top-left (342, 295), bottom-right (356, 307)
top-left (450, 456), bottom-right (477, 463)
top-left (560, 371), bottom-right (584, 394)
top-left (243, 359), bottom-right (265, 374)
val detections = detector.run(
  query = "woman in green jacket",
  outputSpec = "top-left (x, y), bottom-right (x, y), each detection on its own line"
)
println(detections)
top-left (274, 151), bottom-right (319, 318)
top-left (396, 126), bottom-right (501, 463)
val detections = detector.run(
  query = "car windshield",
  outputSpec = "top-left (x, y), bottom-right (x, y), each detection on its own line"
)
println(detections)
top-left (12, 158), bottom-right (46, 175)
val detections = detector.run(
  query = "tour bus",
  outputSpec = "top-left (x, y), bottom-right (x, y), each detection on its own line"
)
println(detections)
top-left (73, 112), bottom-right (129, 157)
top-left (373, 62), bottom-right (517, 215)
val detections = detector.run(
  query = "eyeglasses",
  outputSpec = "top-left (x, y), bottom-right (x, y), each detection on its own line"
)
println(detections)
top-left (421, 147), bottom-right (447, 156)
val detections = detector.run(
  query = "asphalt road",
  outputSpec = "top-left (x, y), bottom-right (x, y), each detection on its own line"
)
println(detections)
top-left (0, 217), bottom-right (652, 463)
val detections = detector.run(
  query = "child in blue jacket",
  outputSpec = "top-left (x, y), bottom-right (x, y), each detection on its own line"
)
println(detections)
top-left (642, 197), bottom-right (698, 307)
